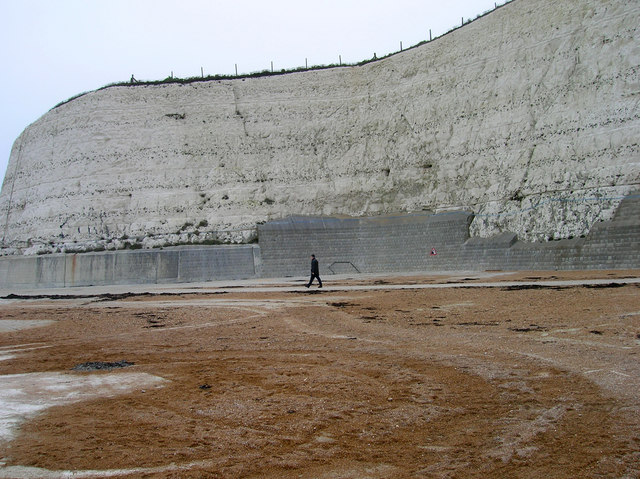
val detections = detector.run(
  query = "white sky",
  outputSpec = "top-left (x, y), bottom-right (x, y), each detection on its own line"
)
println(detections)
top-left (0, 0), bottom-right (502, 185)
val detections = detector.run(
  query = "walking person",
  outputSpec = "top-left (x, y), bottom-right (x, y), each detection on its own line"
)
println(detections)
top-left (305, 254), bottom-right (322, 288)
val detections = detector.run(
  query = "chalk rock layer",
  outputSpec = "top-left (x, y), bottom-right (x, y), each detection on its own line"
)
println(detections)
top-left (1, 0), bottom-right (639, 254)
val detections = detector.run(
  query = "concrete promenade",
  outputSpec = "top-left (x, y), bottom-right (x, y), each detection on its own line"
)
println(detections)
top-left (2, 270), bottom-right (639, 301)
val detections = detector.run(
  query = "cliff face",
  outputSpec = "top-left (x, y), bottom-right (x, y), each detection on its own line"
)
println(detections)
top-left (1, 0), bottom-right (639, 254)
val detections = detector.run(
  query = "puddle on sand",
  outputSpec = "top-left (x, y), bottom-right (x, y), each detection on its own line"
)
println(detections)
top-left (0, 371), bottom-right (166, 442)
top-left (0, 320), bottom-right (55, 332)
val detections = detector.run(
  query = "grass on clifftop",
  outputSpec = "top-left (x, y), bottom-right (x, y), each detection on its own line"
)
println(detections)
top-left (52, 3), bottom-right (509, 110)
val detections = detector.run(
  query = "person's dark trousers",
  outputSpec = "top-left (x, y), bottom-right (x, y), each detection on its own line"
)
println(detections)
top-left (306, 273), bottom-right (322, 288)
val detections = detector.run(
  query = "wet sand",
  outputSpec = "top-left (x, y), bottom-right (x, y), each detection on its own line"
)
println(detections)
top-left (0, 270), bottom-right (639, 478)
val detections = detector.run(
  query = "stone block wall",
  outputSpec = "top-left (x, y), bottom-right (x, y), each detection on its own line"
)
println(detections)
top-left (259, 212), bottom-right (475, 277)
top-left (259, 193), bottom-right (640, 276)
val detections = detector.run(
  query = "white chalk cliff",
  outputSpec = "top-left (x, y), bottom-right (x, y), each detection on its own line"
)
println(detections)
top-left (1, 0), bottom-right (639, 254)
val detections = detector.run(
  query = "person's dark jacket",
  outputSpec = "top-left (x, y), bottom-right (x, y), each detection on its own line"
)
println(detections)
top-left (311, 258), bottom-right (319, 275)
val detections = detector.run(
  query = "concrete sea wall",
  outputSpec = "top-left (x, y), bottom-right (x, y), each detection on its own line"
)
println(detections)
top-left (0, 0), bottom-right (639, 255)
top-left (1, 193), bottom-right (637, 290)
top-left (0, 245), bottom-right (260, 289)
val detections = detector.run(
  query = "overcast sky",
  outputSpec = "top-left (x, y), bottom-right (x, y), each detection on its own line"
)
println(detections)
top-left (0, 0), bottom-right (502, 186)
